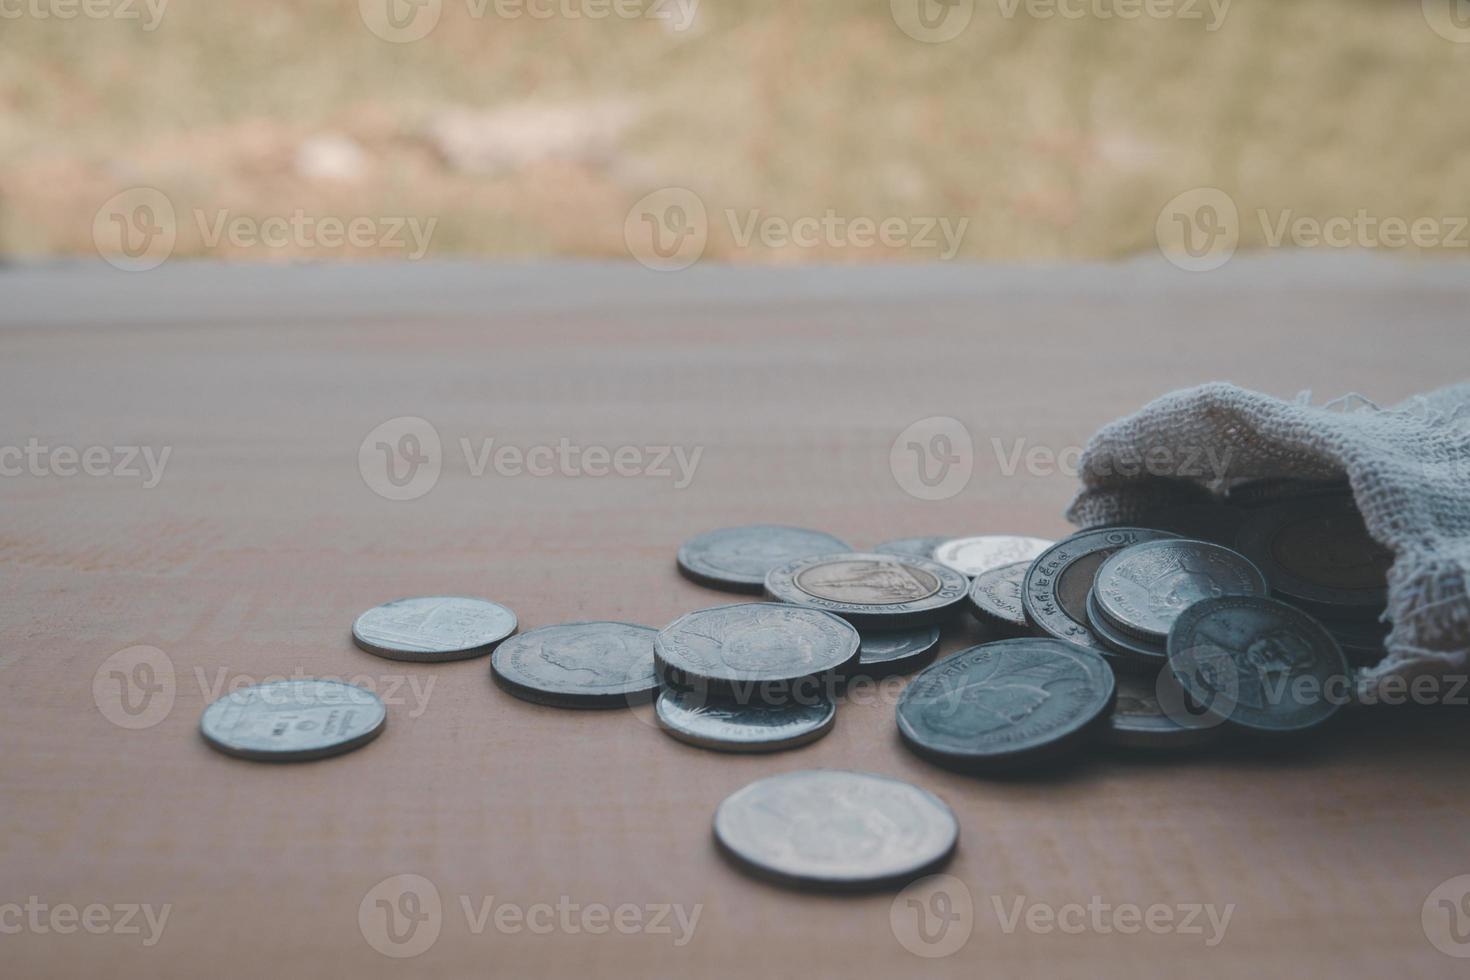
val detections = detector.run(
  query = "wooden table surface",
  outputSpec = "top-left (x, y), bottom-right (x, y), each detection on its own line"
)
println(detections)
top-left (3, 256), bottom-right (1468, 979)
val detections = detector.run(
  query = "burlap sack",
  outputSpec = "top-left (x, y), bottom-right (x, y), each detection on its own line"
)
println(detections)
top-left (1066, 382), bottom-right (1470, 699)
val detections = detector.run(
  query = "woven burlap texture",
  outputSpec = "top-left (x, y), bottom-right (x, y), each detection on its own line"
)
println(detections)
top-left (1066, 382), bottom-right (1470, 697)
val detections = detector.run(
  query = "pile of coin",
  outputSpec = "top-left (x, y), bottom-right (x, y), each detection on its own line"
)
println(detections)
top-left (195, 478), bottom-right (1391, 890)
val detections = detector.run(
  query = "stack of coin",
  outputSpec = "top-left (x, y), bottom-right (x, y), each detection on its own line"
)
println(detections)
top-left (1084, 538), bottom-right (1269, 667)
top-left (1235, 489), bottom-right (1392, 665)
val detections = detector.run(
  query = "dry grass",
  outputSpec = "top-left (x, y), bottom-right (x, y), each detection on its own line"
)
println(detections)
top-left (2, 0), bottom-right (1468, 262)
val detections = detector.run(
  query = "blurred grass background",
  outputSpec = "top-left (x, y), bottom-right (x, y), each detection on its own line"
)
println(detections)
top-left (1, 0), bottom-right (1468, 262)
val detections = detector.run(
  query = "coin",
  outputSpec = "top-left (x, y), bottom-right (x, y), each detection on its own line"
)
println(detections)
top-left (1086, 589), bottom-right (1168, 666)
top-left (200, 679), bottom-right (386, 762)
top-left (1093, 540), bottom-right (1268, 642)
top-left (713, 770), bottom-right (959, 890)
top-left (1104, 669), bottom-right (1223, 751)
top-left (1226, 477), bottom-right (1352, 509)
top-left (1236, 494), bottom-right (1391, 618)
top-left (896, 638), bottom-right (1116, 772)
top-left (872, 536), bottom-right (952, 561)
top-left (1022, 528), bottom-right (1180, 652)
top-left (677, 525), bottom-right (850, 594)
top-left (655, 603), bottom-right (861, 698)
top-left (967, 560), bottom-right (1030, 633)
top-left (1167, 595), bottom-right (1351, 736)
top-left (655, 689), bottom-right (835, 753)
top-left (352, 596), bottom-right (517, 663)
top-left (856, 626), bottom-right (942, 676)
top-left (933, 535), bottom-right (1054, 577)
top-left (491, 622), bottom-right (660, 709)
top-left (764, 552), bottom-right (969, 629)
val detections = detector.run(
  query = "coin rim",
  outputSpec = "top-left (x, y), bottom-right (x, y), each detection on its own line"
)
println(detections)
top-left (352, 595), bottom-right (518, 663)
top-left (764, 552), bottom-right (969, 629)
top-left (654, 689), bottom-right (836, 754)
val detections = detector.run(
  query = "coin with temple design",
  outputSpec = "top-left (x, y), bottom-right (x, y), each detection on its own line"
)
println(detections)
top-left (353, 596), bottom-right (517, 663)
top-left (491, 622), bottom-right (660, 709)
top-left (1093, 539), bottom-right (1267, 643)
top-left (896, 638), bottom-right (1116, 771)
top-left (713, 770), bottom-right (959, 890)
top-left (655, 603), bottom-right (861, 697)
top-left (764, 552), bottom-right (969, 629)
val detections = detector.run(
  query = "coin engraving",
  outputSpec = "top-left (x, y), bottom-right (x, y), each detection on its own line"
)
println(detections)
top-left (492, 622), bottom-right (659, 708)
top-left (1094, 540), bottom-right (1267, 640)
top-left (200, 680), bottom-right (386, 762)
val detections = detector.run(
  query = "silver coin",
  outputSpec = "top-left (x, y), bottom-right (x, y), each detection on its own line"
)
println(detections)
top-left (677, 525), bottom-right (850, 594)
top-left (764, 552), bottom-right (969, 629)
top-left (1086, 589), bottom-right (1168, 666)
top-left (1022, 528), bottom-right (1181, 652)
top-left (857, 626), bottom-right (942, 675)
top-left (713, 770), bottom-right (959, 890)
top-left (655, 689), bottom-right (835, 753)
top-left (872, 536), bottom-right (952, 560)
top-left (967, 560), bottom-right (1030, 632)
top-left (353, 596), bottom-right (517, 663)
top-left (491, 622), bottom-right (659, 709)
top-left (1093, 540), bottom-right (1268, 642)
top-left (933, 536), bottom-right (1054, 577)
top-left (200, 679), bottom-right (386, 762)
top-left (1105, 669), bottom-right (1223, 751)
top-left (655, 603), bottom-right (860, 698)
top-left (896, 638), bottom-right (1116, 772)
